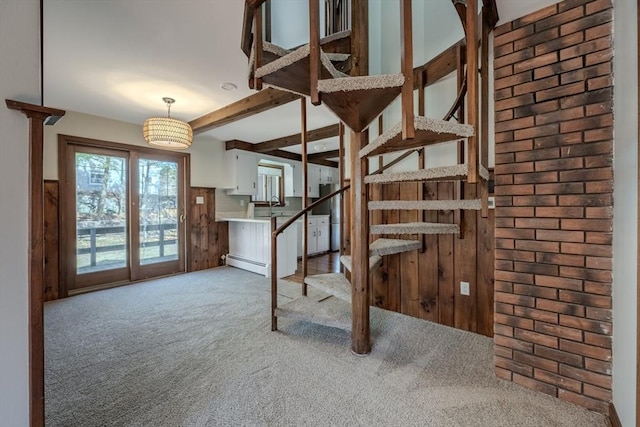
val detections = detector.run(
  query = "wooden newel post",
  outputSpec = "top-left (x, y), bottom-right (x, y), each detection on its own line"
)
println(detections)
top-left (5, 99), bottom-right (65, 427)
top-left (350, 130), bottom-right (370, 355)
top-left (271, 216), bottom-right (278, 331)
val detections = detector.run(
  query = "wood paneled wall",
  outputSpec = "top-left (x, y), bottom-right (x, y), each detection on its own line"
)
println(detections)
top-left (44, 181), bottom-right (60, 302)
top-left (189, 187), bottom-right (229, 272)
top-left (369, 181), bottom-right (495, 337)
top-left (42, 183), bottom-right (229, 301)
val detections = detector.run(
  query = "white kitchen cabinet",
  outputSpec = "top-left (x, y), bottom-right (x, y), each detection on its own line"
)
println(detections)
top-left (318, 166), bottom-right (338, 184)
top-left (307, 164), bottom-right (321, 198)
top-left (225, 149), bottom-right (258, 196)
top-left (306, 215), bottom-right (330, 255)
top-left (284, 161), bottom-right (303, 197)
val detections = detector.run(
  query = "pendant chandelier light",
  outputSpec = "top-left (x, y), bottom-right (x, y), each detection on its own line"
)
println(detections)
top-left (143, 97), bottom-right (193, 149)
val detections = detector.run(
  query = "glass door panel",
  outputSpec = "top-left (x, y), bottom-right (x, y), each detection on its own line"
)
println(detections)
top-left (138, 159), bottom-right (179, 265)
top-left (75, 152), bottom-right (128, 274)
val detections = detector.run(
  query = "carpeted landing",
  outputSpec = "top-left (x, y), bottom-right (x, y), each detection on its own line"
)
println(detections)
top-left (44, 267), bottom-right (606, 426)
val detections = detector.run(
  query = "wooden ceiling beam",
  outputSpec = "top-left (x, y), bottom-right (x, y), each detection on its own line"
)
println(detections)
top-left (254, 123), bottom-right (340, 153)
top-left (225, 139), bottom-right (338, 168)
top-left (308, 149), bottom-right (340, 161)
top-left (189, 88), bottom-right (300, 135)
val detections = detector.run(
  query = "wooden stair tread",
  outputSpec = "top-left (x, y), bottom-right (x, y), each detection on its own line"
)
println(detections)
top-left (304, 273), bottom-right (351, 303)
top-left (340, 255), bottom-right (382, 272)
top-left (275, 296), bottom-right (351, 331)
top-left (370, 222), bottom-right (460, 235)
top-left (369, 238), bottom-right (422, 256)
top-left (359, 116), bottom-right (474, 158)
top-left (368, 199), bottom-right (482, 211)
top-left (364, 164), bottom-right (490, 184)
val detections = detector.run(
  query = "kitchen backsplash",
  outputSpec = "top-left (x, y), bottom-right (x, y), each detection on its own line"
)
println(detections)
top-left (215, 189), bottom-right (303, 218)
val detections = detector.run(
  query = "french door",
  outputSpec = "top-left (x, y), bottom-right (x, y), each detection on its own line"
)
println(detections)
top-left (59, 135), bottom-right (188, 294)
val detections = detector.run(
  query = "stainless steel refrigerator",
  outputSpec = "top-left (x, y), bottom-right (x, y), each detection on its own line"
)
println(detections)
top-left (314, 183), bottom-right (340, 251)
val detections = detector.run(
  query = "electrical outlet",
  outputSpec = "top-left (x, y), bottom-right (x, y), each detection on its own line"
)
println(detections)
top-left (488, 196), bottom-right (495, 209)
top-left (460, 281), bottom-right (470, 296)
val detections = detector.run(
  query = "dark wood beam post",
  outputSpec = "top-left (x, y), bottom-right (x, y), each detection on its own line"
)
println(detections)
top-left (466, 0), bottom-right (479, 184)
top-left (309, 0), bottom-right (321, 105)
top-left (301, 98), bottom-right (309, 296)
top-left (480, 10), bottom-right (490, 218)
top-left (350, 130), bottom-right (370, 355)
top-left (350, 0), bottom-right (368, 76)
top-left (5, 99), bottom-right (65, 427)
top-left (400, 0), bottom-right (415, 140)
top-left (254, 4), bottom-right (264, 90)
top-left (456, 44), bottom-right (466, 239)
top-left (253, 124), bottom-right (339, 153)
top-left (338, 122), bottom-right (345, 272)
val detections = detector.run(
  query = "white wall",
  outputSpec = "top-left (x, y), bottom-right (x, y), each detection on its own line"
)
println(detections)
top-left (612, 0), bottom-right (638, 425)
top-left (43, 111), bottom-right (227, 188)
top-left (0, 1), bottom-right (40, 425)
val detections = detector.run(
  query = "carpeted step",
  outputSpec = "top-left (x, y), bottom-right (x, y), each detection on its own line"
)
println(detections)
top-left (304, 273), bottom-right (351, 303)
top-left (275, 296), bottom-right (351, 331)
top-left (359, 116), bottom-right (474, 158)
top-left (318, 74), bottom-right (404, 93)
top-left (368, 199), bottom-right (482, 211)
top-left (255, 44), bottom-right (310, 79)
top-left (369, 238), bottom-right (422, 256)
top-left (370, 222), bottom-right (459, 235)
top-left (364, 164), bottom-right (490, 185)
top-left (340, 255), bottom-right (383, 272)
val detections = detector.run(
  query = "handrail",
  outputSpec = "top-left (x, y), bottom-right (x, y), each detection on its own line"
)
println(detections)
top-left (272, 184), bottom-right (350, 237)
top-left (270, 183), bottom-right (350, 331)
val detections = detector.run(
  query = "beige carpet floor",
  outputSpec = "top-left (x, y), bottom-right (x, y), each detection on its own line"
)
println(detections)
top-left (44, 266), bottom-right (606, 426)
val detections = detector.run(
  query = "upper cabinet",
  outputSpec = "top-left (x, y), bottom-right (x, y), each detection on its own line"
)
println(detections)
top-left (225, 149), bottom-right (258, 196)
top-left (284, 162), bottom-right (303, 197)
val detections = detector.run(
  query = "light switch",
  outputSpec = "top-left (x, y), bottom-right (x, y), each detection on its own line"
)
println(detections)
top-left (196, 196), bottom-right (204, 204)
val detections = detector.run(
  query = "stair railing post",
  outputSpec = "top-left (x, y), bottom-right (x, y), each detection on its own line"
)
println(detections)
top-left (338, 122), bottom-right (345, 273)
top-left (253, 4), bottom-right (264, 90)
top-left (466, 0), bottom-right (479, 184)
top-left (301, 98), bottom-right (309, 296)
top-left (480, 7), bottom-right (490, 218)
top-left (400, 0), bottom-right (415, 140)
top-left (309, 0), bottom-right (322, 105)
top-left (456, 43), bottom-right (466, 240)
top-left (271, 216), bottom-right (278, 331)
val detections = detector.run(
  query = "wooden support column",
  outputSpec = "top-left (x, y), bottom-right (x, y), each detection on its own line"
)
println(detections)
top-left (466, 0), bottom-right (479, 183)
top-left (253, 5), bottom-right (264, 90)
top-left (350, 0), bottom-right (368, 76)
top-left (400, 0), bottom-right (415, 140)
top-left (301, 98), bottom-right (309, 296)
top-left (480, 10), bottom-right (490, 218)
top-left (5, 100), bottom-right (65, 427)
top-left (456, 45), bottom-right (466, 239)
top-left (309, 0), bottom-right (321, 105)
top-left (338, 122), bottom-right (345, 272)
top-left (350, 130), bottom-right (370, 355)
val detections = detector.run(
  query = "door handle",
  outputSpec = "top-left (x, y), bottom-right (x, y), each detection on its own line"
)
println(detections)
top-left (179, 213), bottom-right (186, 223)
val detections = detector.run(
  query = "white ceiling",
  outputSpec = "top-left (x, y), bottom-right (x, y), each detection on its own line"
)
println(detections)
top-left (43, 0), bottom-right (559, 150)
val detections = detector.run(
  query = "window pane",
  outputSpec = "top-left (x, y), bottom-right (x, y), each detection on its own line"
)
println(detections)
top-left (75, 153), bottom-right (127, 274)
top-left (138, 159), bottom-right (179, 265)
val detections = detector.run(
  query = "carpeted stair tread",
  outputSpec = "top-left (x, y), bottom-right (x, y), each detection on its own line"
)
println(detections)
top-left (369, 238), bottom-right (422, 256)
top-left (304, 273), bottom-right (351, 302)
top-left (275, 296), bottom-right (351, 331)
top-left (340, 255), bottom-right (383, 272)
top-left (255, 44), bottom-right (310, 78)
top-left (364, 164), bottom-right (490, 184)
top-left (359, 116), bottom-right (474, 158)
top-left (370, 222), bottom-right (460, 235)
top-left (318, 74), bottom-right (404, 93)
top-left (368, 199), bottom-right (482, 211)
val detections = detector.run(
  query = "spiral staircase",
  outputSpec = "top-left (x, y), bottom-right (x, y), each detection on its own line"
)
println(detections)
top-left (241, 0), bottom-right (498, 354)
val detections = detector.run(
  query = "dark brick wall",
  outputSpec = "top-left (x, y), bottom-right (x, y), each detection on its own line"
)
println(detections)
top-left (493, 0), bottom-right (613, 414)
